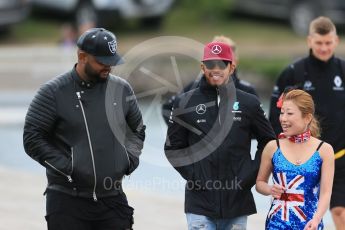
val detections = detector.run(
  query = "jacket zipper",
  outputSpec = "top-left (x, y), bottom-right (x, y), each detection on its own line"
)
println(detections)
top-left (70, 147), bottom-right (74, 175)
top-left (216, 88), bottom-right (221, 125)
top-left (76, 92), bottom-right (98, 201)
top-left (45, 160), bottom-right (73, 183)
top-left (216, 87), bottom-right (223, 217)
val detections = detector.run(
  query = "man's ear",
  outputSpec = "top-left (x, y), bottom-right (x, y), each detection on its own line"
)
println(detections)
top-left (78, 50), bottom-right (87, 64)
top-left (307, 35), bottom-right (312, 48)
top-left (230, 63), bottom-right (236, 73)
top-left (201, 63), bottom-right (206, 74)
top-left (335, 35), bottom-right (340, 47)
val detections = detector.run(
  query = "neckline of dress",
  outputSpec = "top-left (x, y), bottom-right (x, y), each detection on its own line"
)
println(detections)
top-left (276, 148), bottom-right (321, 167)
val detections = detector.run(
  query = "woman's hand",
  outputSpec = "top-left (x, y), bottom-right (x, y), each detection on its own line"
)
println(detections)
top-left (303, 217), bottom-right (320, 230)
top-left (270, 184), bottom-right (286, 199)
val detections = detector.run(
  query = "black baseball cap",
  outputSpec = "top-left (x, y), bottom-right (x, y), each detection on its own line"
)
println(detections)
top-left (77, 28), bottom-right (124, 66)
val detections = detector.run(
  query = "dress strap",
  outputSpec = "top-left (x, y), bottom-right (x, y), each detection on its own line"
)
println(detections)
top-left (276, 139), bottom-right (280, 148)
top-left (316, 141), bottom-right (324, 151)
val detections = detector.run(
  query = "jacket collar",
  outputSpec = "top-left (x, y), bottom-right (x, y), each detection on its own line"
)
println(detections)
top-left (232, 70), bottom-right (240, 86)
top-left (199, 75), bottom-right (235, 98)
top-left (71, 64), bottom-right (98, 89)
top-left (309, 49), bottom-right (335, 68)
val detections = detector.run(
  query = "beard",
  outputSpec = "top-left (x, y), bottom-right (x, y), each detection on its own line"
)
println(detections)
top-left (84, 62), bottom-right (108, 82)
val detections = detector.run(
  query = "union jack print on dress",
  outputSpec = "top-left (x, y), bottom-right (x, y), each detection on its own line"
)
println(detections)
top-left (268, 172), bottom-right (306, 222)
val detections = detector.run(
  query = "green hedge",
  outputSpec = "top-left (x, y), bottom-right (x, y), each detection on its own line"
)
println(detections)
top-left (239, 57), bottom-right (291, 81)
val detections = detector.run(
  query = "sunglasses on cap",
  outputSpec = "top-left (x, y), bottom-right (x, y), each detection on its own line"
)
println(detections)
top-left (203, 60), bottom-right (231, 70)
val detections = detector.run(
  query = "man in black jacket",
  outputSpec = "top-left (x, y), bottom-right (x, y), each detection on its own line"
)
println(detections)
top-left (269, 16), bottom-right (345, 229)
top-left (164, 41), bottom-right (275, 229)
top-left (23, 28), bottom-right (145, 230)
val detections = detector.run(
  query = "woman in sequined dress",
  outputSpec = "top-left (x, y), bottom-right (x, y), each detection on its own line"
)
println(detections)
top-left (256, 89), bottom-right (334, 230)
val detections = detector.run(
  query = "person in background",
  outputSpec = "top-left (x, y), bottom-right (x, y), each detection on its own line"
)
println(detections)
top-left (257, 89), bottom-right (334, 229)
top-left (23, 28), bottom-right (145, 230)
top-left (161, 35), bottom-right (258, 124)
top-left (59, 23), bottom-right (77, 49)
top-left (165, 41), bottom-right (275, 230)
top-left (268, 16), bottom-right (345, 229)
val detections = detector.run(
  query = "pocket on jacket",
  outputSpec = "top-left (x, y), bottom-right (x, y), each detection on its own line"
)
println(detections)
top-left (96, 143), bottom-right (129, 185)
top-left (45, 157), bottom-right (73, 183)
top-left (113, 145), bottom-right (130, 177)
top-left (70, 145), bottom-right (94, 187)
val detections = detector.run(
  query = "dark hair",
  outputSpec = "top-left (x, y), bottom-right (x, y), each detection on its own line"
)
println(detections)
top-left (309, 16), bottom-right (336, 35)
top-left (283, 89), bottom-right (321, 137)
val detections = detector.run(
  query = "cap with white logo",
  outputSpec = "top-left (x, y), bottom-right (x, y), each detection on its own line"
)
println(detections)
top-left (77, 28), bottom-right (124, 66)
top-left (202, 42), bottom-right (233, 62)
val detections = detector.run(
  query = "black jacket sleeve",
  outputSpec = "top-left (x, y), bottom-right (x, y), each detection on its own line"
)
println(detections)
top-left (241, 98), bottom-right (275, 189)
top-left (124, 84), bottom-right (146, 175)
top-left (23, 82), bottom-right (71, 175)
top-left (164, 96), bottom-right (194, 181)
top-left (269, 65), bottom-right (295, 135)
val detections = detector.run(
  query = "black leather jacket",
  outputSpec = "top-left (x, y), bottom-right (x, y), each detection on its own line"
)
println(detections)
top-left (23, 67), bottom-right (145, 200)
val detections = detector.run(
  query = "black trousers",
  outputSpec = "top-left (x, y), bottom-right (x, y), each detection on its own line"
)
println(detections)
top-left (45, 190), bottom-right (134, 230)
top-left (46, 213), bottom-right (132, 230)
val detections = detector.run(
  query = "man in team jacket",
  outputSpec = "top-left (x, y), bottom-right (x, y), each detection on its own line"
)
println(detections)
top-left (165, 41), bottom-right (275, 229)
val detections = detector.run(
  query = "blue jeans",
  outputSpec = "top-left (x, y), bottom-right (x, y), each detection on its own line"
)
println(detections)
top-left (186, 213), bottom-right (247, 230)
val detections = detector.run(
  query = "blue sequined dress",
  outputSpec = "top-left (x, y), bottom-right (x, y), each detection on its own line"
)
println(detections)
top-left (265, 141), bottom-right (324, 230)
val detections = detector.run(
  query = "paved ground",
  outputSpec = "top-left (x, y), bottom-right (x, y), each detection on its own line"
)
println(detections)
top-left (0, 166), bottom-right (268, 230)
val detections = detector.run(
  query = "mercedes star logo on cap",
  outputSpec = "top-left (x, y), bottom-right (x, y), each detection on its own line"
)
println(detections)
top-left (211, 45), bottom-right (222, 54)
